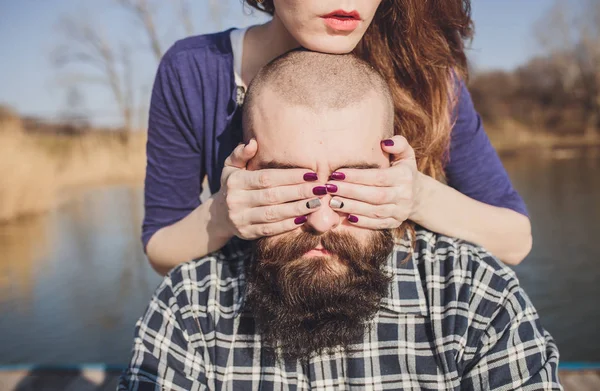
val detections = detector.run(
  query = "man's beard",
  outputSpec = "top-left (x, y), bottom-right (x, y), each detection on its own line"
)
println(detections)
top-left (245, 228), bottom-right (394, 361)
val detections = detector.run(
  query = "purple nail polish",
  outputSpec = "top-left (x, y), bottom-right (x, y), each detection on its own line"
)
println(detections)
top-left (325, 184), bottom-right (338, 193)
top-left (303, 172), bottom-right (318, 182)
top-left (348, 215), bottom-right (359, 223)
top-left (313, 186), bottom-right (327, 196)
top-left (382, 139), bottom-right (394, 147)
top-left (329, 172), bottom-right (346, 181)
top-left (294, 216), bottom-right (308, 225)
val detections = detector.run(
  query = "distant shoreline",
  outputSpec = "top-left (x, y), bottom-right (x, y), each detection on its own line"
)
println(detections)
top-left (488, 129), bottom-right (600, 156)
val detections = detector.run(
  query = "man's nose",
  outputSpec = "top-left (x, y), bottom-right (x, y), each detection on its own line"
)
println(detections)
top-left (304, 194), bottom-right (341, 234)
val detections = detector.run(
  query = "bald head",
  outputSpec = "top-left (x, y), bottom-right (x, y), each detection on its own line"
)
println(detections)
top-left (242, 50), bottom-right (394, 141)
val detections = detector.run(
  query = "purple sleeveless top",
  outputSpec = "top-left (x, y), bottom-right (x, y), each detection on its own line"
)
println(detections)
top-left (142, 29), bottom-right (527, 250)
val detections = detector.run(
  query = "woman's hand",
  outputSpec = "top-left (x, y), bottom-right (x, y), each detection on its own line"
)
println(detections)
top-left (215, 139), bottom-right (324, 240)
top-left (327, 136), bottom-right (421, 229)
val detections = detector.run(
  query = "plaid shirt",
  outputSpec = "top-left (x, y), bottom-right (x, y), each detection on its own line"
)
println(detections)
top-left (119, 230), bottom-right (562, 390)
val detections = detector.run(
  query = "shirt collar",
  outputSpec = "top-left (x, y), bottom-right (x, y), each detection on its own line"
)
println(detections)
top-left (379, 243), bottom-right (428, 316)
top-left (234, 242), bottom-right (428, 317)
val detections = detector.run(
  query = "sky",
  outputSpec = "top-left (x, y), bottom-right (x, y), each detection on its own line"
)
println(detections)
top-left (0, 0), bottom-right (558, 126)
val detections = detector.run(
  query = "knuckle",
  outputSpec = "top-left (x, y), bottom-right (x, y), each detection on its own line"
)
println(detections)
top-left (264, 188), bottom-right (279, 204)
top-left (374, 189), bottom-right (388, 204)
top-left (259, 225), bottom-right (275, 237)
top-left (226, 172), bottom-right (241, 189)
top-left (229, 212), bottom-right (243, 227)
top-left (378, 220), bottom-right (392, 230)
top-left (374, 206), bottom-right (391, 219)
top-left (257, 171), bottom-right (271, 188)
top-left (237, 227), bottom-right (250, 239)
top-left (296, 201), bottom-right (308, 215)
top-left (225, 192), bottom-right (240, 208)
top-left (375, 171), bottom-right (387, 186)
top-left (303, 184), bottom-right (315, 198)
top-left (263, 206), bottom-right (278, 222)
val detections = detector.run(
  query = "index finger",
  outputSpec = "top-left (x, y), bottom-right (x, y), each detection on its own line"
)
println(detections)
top-left (329, 166), bottom-right (409, 187)
top-left (243, 168), bottom-right (320, 189)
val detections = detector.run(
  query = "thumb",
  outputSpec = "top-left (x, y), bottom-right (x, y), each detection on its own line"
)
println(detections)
top-left (224, 139), bottom-right (258, 168)
top-left (381, 136), bottom-right (416, 163)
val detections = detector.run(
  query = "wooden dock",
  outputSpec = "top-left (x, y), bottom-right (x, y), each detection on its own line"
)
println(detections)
top-left (0, 368), bottom-right (598, 390)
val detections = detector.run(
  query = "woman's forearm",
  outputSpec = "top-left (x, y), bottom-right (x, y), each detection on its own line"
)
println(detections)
top-left (411, 174), bottom-right (532, 265)
top-left (145, 192), bottom-right (234, 275)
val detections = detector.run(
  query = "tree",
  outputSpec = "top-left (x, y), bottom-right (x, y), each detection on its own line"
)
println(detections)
top-left (536, 0), bottom-right (600, 137)
top-left (117, 0), bottom-right (163, 61)
top-left (53, 15), bottom-right (135, 137)
top-left (52, 0), bottom-right (232, 133)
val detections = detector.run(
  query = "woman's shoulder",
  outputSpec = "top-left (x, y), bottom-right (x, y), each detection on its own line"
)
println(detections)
top-left (162, 28), bottom-right (236, 67)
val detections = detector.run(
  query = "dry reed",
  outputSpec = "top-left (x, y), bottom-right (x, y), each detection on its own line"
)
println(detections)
top-left (0, 114), bottom-right (146, 223)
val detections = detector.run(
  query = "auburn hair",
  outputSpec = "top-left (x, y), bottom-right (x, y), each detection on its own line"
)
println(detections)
top-left (244, 0), bottom-right (473, 181)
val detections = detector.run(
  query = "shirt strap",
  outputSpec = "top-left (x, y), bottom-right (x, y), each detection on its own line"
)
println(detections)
top-left (230, 27), bottom-right (249, 90)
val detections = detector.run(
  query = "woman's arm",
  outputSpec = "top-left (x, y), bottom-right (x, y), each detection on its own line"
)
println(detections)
top-left (411, 174), bottom-right (532, 265)
top-left (437, 79), bottom-right (531, 265)
top-left (142, 47), bottom-right (215, 274)
top-left (146, 193), bottom-right (232, 275)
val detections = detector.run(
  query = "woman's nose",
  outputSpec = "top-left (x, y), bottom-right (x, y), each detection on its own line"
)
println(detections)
top-left (304, 194), bottom-right (341, 234)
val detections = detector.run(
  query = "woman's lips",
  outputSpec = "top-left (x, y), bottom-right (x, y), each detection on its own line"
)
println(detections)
top-left (321, 10), bottom-right (361, 32)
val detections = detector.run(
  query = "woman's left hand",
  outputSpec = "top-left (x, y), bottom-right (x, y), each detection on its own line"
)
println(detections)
top-left (327, 135), bottom-right (422, 229)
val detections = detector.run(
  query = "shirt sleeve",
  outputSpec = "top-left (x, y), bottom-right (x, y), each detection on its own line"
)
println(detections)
top-left (142, 52), bottom-right (205, 252)
top-left (445, 80), bottom-right (528, 217)
top-left (118, 276), bottom-right (208, 391)
top-left (460, 269), bottom-right (562, 390)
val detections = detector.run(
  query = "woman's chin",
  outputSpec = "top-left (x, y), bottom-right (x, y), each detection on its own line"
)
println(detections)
top-left (298, 35), bottom-right (362, 55)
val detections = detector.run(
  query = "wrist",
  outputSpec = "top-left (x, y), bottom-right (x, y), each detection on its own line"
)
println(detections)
top-left (207, 190), bottom-right (235, 240)
top-left (409, 172), bottom-right (433, 223)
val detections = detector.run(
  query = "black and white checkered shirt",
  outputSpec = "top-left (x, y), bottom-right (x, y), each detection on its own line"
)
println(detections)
top-left (119, 230), bottom-right (562, 390)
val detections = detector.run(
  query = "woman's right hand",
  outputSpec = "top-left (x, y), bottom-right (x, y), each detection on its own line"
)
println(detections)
top-left (216, 139), bottom-right (324, 240)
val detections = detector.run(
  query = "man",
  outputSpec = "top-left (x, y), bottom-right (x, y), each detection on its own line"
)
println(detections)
top-left (119, 51), bottom-right (561, 390)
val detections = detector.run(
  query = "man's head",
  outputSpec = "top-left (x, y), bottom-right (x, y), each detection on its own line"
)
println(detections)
top-left (242, 50), bottom-right (396, 360)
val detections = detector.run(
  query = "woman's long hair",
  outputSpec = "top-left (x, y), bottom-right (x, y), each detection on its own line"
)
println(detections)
top-left (245, 0), bottom-right (473, 181)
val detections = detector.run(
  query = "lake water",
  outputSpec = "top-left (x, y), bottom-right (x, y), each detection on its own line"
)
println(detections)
top-left (0, 150), bottom-right (599, 365)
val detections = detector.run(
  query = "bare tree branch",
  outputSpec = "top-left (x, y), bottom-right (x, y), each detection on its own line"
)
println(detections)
top-left (536, 0), bottom-right (600, 137)
top-left (54, 14), bottom-right (134, 134)
top-left (117, 0), bottom-right (163, 61)
top-left (176, 0), bottom-right (194, 36)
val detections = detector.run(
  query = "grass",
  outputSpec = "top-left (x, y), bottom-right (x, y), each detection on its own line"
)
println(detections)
top-left (0, 117), bottom-right (146, 223)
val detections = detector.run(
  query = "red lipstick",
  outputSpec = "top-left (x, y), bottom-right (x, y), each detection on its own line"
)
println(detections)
top-left (321, 10), bottom-right (361, 32)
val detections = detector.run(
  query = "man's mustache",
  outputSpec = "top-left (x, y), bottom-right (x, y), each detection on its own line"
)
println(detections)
top-left (256, 231), bottom-right (362, 264)
top-left (254, 229), bottom-right (394, 276)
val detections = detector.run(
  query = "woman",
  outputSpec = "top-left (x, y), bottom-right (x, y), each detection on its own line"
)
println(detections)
top-left (143, 0), bottom-right (531, 275)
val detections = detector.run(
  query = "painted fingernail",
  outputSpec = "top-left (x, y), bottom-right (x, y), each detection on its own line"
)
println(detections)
top-left (330, 198), bottom-right (344, 209)
top-left (347, 215), bottom-right (359, 223)
top-left (329, 172), bottom-right (346, 181)
top-left (303, 172), bottom-right (318, 182)
top-left (382, 139), bottom-right (394, 147)
top-left (313, 186), bottom-right (327, 196)
top-left (325, 184), bottom-right (338, 193)
top-left (295, 216), bottom-right (308, 225)
top-left (306, 198), bottom-right (321, 209)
